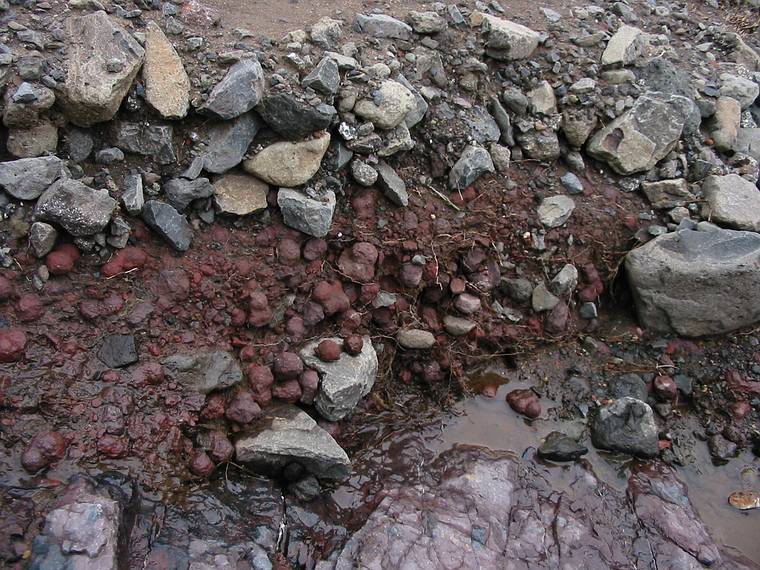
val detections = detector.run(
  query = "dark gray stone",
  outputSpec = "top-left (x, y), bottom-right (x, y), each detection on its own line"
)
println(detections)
top-left (538, 432), bottom-right (588, 461)
top-left (560, 172), bottom-right (584, 194)
top-left (609, 374), bottom-right (647, 401)
top-left (302, 56), bottom-right (340, 95)
top-left (95, 147), bottom-right (124, 165)
top-left (98, 334), bottom-right (138, 368)
top-left (0, 156), bottom-right (64, 200)
top-left (142, 200), bottom-right (193, 251)
top-left (201, 113), bottom-right (261, 174)
top-left (257, 94), bottom-right (335, 140)
top-left (162, 350), bottom-right (242, 394)
top-left (122, 174), bottom-right (144, 215)
top-left (113, 122), bottom-right (176, 165)
top-left (200, 59), bottom-right (266, 120)
top-left (466, 106), bottom-right (501, 143)
top-left (449, 145), bottom-right (494, 191)
top-left (488, 96), bottom-right (515, 146)
top-left (277, 188), bottom-right (336, 238)
top-left (591, 397), bottom-right (659, 457)
top-left (35, 179), bottom-right (116, 236)
top-left (29, 222), bottom-right (58, 257)
top-left (164, 177), bottom-right (213, 211)
top-left (376, 162), bottom-right (409, 206)
top-left (66, 127), bottom-right (93, 162)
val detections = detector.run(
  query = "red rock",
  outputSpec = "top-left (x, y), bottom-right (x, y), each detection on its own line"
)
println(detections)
top-left (0, 275), bottom-right (14, 301)
top-left (653, 375), bottom-right (677, 402)
top-left (273, 352), bottom-right (303, 380)
top-left (248, 292), bottom-right (272, 327)
top-left (422, 361), bottom-right (444, 383)
top-left (312, 280), bottom-right (350, 315)
top-left (277, 238), bottom-right (301, 265)
top-left (454, 293), bottom-right (481, 315)
top-left (46, 245), bottom-right (79, 275)
top-left (21, 431), bottom-right (68, 472)
top-left (731, 401), bottom-right (752, 420)
top-left (578, 285), bottom-right (599, 303)
top-left (315, 339), bottom-right (341, 362)
top-left (200, 393), bottom-right (226, 420)
top-left (272, 379), bottom-right (302, 403)
top-left (303, 238), bottom-right (328, 261)
top-left (506, 389), bottom-right (541, 419)
top-left (156, 269), bottom-right (190, 301)
top-left (399, 263), bottom-right (423, 288)
top-left (101, 247), bottom-right (148, 278)
top-left (286, 316), bottom-right (305, 339)
top-left (299, 370), bottom-right (319, 404)
top-left (225, 390), bottom-right (262, 424)
top-left (360, 283), bottom-right (380, 305)
top-left (544, 302), bottom-right (569, 334)
top-left (450, 277), bottom-right (466, 295)
top-left (0, 329), bottom-right (27, 363)
top-left (189, 451), bottom-right (215, 477)
top-left (15, 294), bottom-right (44, 322)
top-left (97, 435), bottom-right (128, 458)
top-left (203, 431), bottom-right (234, 463)
top-left (337, 242), bottom-right (378, 282)
top-left (343, 334), bottom-right (364, 355)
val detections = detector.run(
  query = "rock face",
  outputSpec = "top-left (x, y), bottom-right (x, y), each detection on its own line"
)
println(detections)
top-left (201, 113), bottom-right (261, 174)
top-left (701, 174), bottom-right (760, 232)
top-left (601, 25), bottom-right (645, 67)
top-left (143, 22), bottom-right (190, 119)
top-left (591, 397), bottom-right (659, 458)
top-left (300, 336), bottom-right (378, 421)
top-left (449, 145), bottom-right (495, 190)
top-left (200, 58), bottom-right (266, 120)
top-left (476, 14), bottom-right (541, 61)
top-left (626, 228), bottom-right (760, 336)
top-left (235, 404), bottom-right (350, 480)
top-left (587, 92), bottom-right (691, 175)
top-left (142, 200), bottom-right (193, 251)
top-left (277, 188), bottom-right (336, 238)
top-left (0, 156), bottom-right (64, 200)
top-left (243, 133), bottom-right (330, 187)
top-left (354, 80), bottom-right (415, 129)
top-left (213, 173), bottom-right (269, 216)
top-left (61, 11), bottom-right (145, 127)
top-left (35, 179), bottom-right (116, 236)
top-left (163, 350), bottom-right (242, 394)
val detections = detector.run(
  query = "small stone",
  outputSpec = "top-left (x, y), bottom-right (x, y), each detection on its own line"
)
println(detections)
top-left (701, 174), bottom-right (760, 232)
top-left (538, 431), bottom-right (588, 461)
top-left (591, 397), bottom-right (659, 457)
top-left (560, 172), bottom-right (584, 194)
top-left (29, 222), bottom-right (58, 257)
top-left (532, 282), bottom-right (560, 312)
top-left (443, 315), bottom-right (476, 336)
top-left (506, 388), bottom-right (541, 418)
top-left (277, 188), bottom-right (336, 238)
top-left (579, 302), bottom-right (598, 319)
top-left (189, 451), bottom-right (215, 477)
top-left (351, 160), bottom-right (378, 186)
top-left (376, 162), bottom-right (408, 206)
top-left (164, 177), bottom-right (213, 211)
top-left (397, 329), bottom-right (435, 349)
top-left (537, 195), bottom-right (575, 227)
top-left (142, 200), bottom-right (193, 251)
top-left (641, 178), bottom-right (694, 209)
top-left (201, 113), bottom-right (262, 174)
top-left (95, 147), bottom-right (124, 165)
top-left (112, 122), bottom-right (176, 165)
top-left (601, 25), bottom-right (645, 67)
top-left (302, 56), bottom-right (340, 96)
top-left (225, 390), bottom-right (261, 424)
top-left (213, 173), bottom-right (268, 216)
top-left (354, 80), bottom-right (415, 130)
top-left (408, 11), bottom-right (448, 34)
top-left (98, 334), bottom-right (138, 368)
top-left (449, 145), bottom-right (495, 191)
top-left (454, 293), bottom-right (481, 315)
top-left (355, 13), bottom-right (412, 40)
top-left (35, 179), bottom-right (116, 236)
top-left (143, 21), bottom-right (190, 119)
top-left (316, 339), bottom-right (342, 361)
top-left (122, 174), bottom-right (144, 215)
top-left (243, 134), bottom-right (331, 187)
top-left (0, 329), bottom-right (27, 363)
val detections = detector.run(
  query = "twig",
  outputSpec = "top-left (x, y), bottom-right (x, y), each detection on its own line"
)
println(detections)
top-left (425, 184), bottom-right (461, 211)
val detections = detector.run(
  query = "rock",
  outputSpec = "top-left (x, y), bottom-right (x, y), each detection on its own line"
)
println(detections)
top-left (256, 94), bottom-right (335, 139)
top-left (273, 352), bottom-right (304, 381)
top-left (532, 282), bottom-right (560, 312)
top-left (735, 128), bottom-right (760, 162)
top-left (29, 222), bottom-right (58, 257)
top-left (591, 397), bottom-right (659, 457)
top-left (560, 172), bottom-right (583, 194)
top-left (213, 173), bottom-right (268, 216)
top-left (408, 11), bottom-right (447, 34)
top-left (538, 432), bottom-right (588, 461)
top-left (489, 97), bottom-right (515, 146)
top-left (720, 74), bottom-right (759, 110)
top-left (625, 228), bottom-right (760, 336)
top-left (142, 200), bottom-right (193, 251)
top-left (501, 277), bottom-right (533, 303)
top-left (94, 147), bottom-right (123, 165)
top-left (516, 129), bottom-right (561, 161)
top-left (122, 174), bottom-right (144, 215)
top-left (300, 336), bottom-right (378, 421)
top-left (7, 122), bottom-right (58, 158)
top-left (310, 16), bottom-right (342, 48)
top-left (355, 13), bottom-right (412, 40)
top-left (163, 350), bottom-right (242, 394)
top-left (489, 143), bottom-right (511, 173)
top-left (562, 110), bottom-right (597, 148)
top-left (243, 133), bottom-right (330, 187)
top-left (443, 315), bottom-right (476, 336)
top-left (609, 373), bottom-right (648, 401)
top-left (200, 58), bottom-right (265, 120)
top-left (701, 174), bottom-right (760, 232)
top-left (61, 11), bottom-right (145, 126)
top-left (66, 127), bottom-right (93, 162)
top-left (0, 156), bottom-right (64, 200)
top-left (550, 264), bottom-right (578, 296)
top-left (397, 329), bottom-right (435, 349)
top-left (35, 179), bottom-right (116, 236)
top-left (653, 375), bottom-right (677, 402)
top-left (641, 178), bottom-right (694, 209)
top-left (21, 431), bottom-right (67, 472)
top-left (506, 388), bottom-right (541, 418)
top-left (235, 404), bottom-right (350, 480)
top-left (454, 293), bottom-right (481, 315)
top-left (350, 160), bottom-right (378, 186)
top-left (354, 80), bottom-right (415, 130)
top-left (337, 242), bottom-right (378, 282)
top-left (201, 113), bottom-right (261, 174)
top-left (315, 339), bottom-right (342, 362)
top-left (475, 13), bottom-right (540, 61)
top-left (143, 21), bottom-right (190, 119)
top-left (465, 106), bottom-right (501, 143)
top-left (112, 121), bottom-right (176, 165)
top-left (587, 92), bottom-right (692, 175)
top-left (302, 56), bottom-right (340, 95)
top-left (397, 74), bottom-right (428, 128)
top-left (225, 391), bottom-right (261, 424)
top-left (0, 329), bottom-right (27, 363)
top-left (378, 122), bottom-right (414, 157)
top-left (710, 96), bottom-right (741, 153)
top-left (601, 25), bottom-right (645, 67)
top-left (189, 451), bottom-right (215, 476)
top-left (527, 81), bottom-right (556, 115)
top-left (164, 177), bottom-right (213, 211)
top-left (375, 162), bottom-right (409, 206)
top-left (277, 188), bottom-right (335, 238)
top-left (537, 195), bottom-right (575, 228)
top-left (708, 434), bottom-right (738, 464)
top-left (98, 334), bottom-right (138, 368)
top-left (449, 145), bottom-right (495, 191)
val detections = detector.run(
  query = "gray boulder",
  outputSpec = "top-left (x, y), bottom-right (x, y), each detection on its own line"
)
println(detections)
top-left (449, 145), bottom-right (495, 191)
top-left (235, 404), bottom-right (350, 480)
top-left (277, 188), bottom-right (335, 238)
top-left (164, 177), bottom-right (213, 211)
top-left (61, 11), bottom-right (145, 126)
top-left (162, 350), bottom-right (242, 394)
top-left (355, 13), bottom-right (413, 40)
top-left (201, 113), bottom-right (261, 174)
top-left (300, 336), bottom-right (378, 421)
top-left (701, 174), bottom-right (760, 232)
top-left (112, 122), bottom-right (176, 165)
top-left (626, 228), bottom-right (760, 336)
top-left (0, 156), bottom-right (64, 200)
top-left (256, 94), bottom-right (335, 139)
top-left (591, 397), bottom-right (659, 457)
top-left (142, 200), bottom-right (193, 252)
top-left (35, 179), bottom-right (116, 236)
top-left (640, 178), bottom-right (694, 209)
top-left (200, 59), bottom-right (265, 120)
top-left (720, 74), bottom-right (759, 110)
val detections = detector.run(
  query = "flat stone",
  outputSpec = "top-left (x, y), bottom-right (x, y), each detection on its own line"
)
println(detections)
top-left (591, 397), bottom-right (659, 457)
top-left (235, 404), bottom-right (350, 480)
top-left (142, 200), bottom-right (193, 251)
top-left (277, 188), bottom-right (335, 238)
top-left (162, 350), bottom-right (242, 394)
top-left (0, 156), bottom-right (64, 200)
top-left (443, 315), bottom-right (476, 336)
top-left (143, 21), bottom-right (190, 119)
top-left (641, 178), bottom-right (694, 209)
top-left (200, 58), bottom-right (265, 120)
top-left (61, 11), bottom-right (145, 126)
top-left (376, 162), bottom-right (409, 206)
top-left (449, 145), bottom-right (494, 191)
top-left (243, 133), bottom-right (330, 187)
top-left (98, 334), bottom-right (138, 368)
top-left (474, 13), bottom-right (540, 61)
top-left (532, 282), bottom-right (560, 312)
top-left (256, 94), bottom-right (335, 139)
top-left (354, 80), bottom-right (415, 130)
top-left (701, 173), bottom-right (760, 232)
top-left (626, 228), bottom-right (760, 336)
top-left (201, 113), bottom-right (261, 174)
top-left (355, 13), bottom-right (413, 40)
top-left (537, 195), bottom-right (575, 227)
top-left (601, 25), bottom-right (645, 67)
top-left (164, 177), bottom-right (213, 211)
top-left (300, 336), bottom-right (378, 421)
top-left (528, 80), bottom-right (557, 115)
top-left (397, 329), bottom-right (435, 349)
top-left (213, 173), bottom-right (268, 216)
top-left (35, 179), bottom-right (116, 236)
top-left (112, 121), bottom-right (176, 165)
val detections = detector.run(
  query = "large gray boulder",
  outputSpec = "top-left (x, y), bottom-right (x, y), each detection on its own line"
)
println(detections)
top-left (701, 174), bottom-right (760, 232)
top-left (591, 397), bottom-right (659, 458)
top-left (235, 404), bottom-right (350, 480)
top-left (626, 228), bottom-right (760, 336)
top-left (61, 11), bottom-right (145, 127)
top-left (0, 156), bottom-right (65, 200)
top-left (162, 350), bottom-right (242, 394)
top-left (587, 92), bottom-right (691, 175)
top-left (300, 336), bottom-right (378, 421)
top-left (277, 188), bottom-right (335, 238)
top-left (35, 179), bottom-right (116, 236)
top-left (200, 59), bottom-right (265, 120)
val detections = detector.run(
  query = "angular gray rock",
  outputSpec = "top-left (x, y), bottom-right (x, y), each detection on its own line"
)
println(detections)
top-left (719, 74), bottom-right (759, 110)
top-left (164, 177), bottom-right (213, 211)
top-left (397, 74), bottom-right (428, 128)
top-left (200, 58), bottom-right (265, 120)
top-left (277, 188), bottom-right (336, 238)
top-left (550, 264), bottom-right (579, 296)
top-left (376, 162), bottom-right (409, 206)
top-left (734, 128), bottom-right (760, 162)
top-left (302, 56), bottom-right (340, 96)
top-left (122, 173), bottom-right (144, 215)
top-left (162, 350), bottom-right (242, 394)
top-left (640, 178), bottom-right (694, 209)
top-left (0, 155), bottom-right (64, 200)
top-left (242, 134), bottom-right (331, 187)
top-left (35, 179), bottom-right (116, 236)
top-left (591, 397), bottom-right (659, 457)
top-left (601, 25), bottom-right (645, 67)
top-left (476, 13), bottom-right (541, 61)
top-left (626, 228), bottom-right (760, 336)
top-left (355, 13), bottom-right (413, 40)
top-left (407, 11), bottom-right (448, 34)
top-left (537, 195), bottom-right (575, 228)
top-left (449, 145), bottom-right (495, 191)
top-left (112, 122), bottom-right (176, 165)
top-left (142, 200), bottom-right (193, 252)
top-left (516, 129), bottom-right (561, 161)
top-left (235, 404), bottom-right (350, 480)
top-left (61, 11), bottom-right (145, 127)
top-left (29, 222), bottom-right (58, 257)
top-left (256, 94), bottom-right (335, 139)
top-left (532, 282), bottom-right (560, 312)
top-left (701, 173), bottom-right (760, 232)
top-left (98, 334), bottom-right (138, 368)
top-left (201, 113), bottom-right (261, 174)
top-left (300, 336), bottom-right (378, 421)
